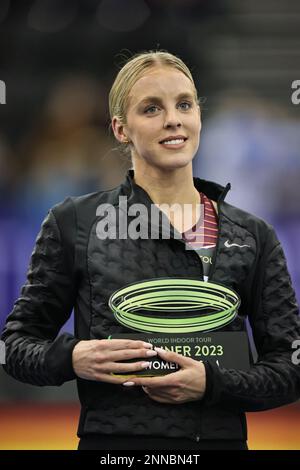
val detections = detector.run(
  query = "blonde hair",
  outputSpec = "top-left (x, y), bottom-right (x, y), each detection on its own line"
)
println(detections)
top-left (109, 50), bottom-right (199, 125)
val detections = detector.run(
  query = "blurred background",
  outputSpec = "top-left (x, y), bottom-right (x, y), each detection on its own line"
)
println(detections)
top-left (0, 0), bottom-right (300, 450)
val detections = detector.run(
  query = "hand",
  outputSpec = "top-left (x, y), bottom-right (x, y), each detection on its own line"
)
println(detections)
top-left (72, 339), bottom-right (157, 384)
top-left (123, 347), bottom-right (206, 404)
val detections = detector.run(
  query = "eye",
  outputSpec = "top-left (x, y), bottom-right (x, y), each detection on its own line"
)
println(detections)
top-left (178, 101), bottom-right (192, 110)
top-left (144, 105), bottom-right (160, 114)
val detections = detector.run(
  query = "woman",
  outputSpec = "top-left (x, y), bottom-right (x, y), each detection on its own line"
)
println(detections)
top-left (2, 51), bottom-right (300, 450)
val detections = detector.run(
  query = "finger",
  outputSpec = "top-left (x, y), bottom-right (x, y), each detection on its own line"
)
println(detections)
top-left (120, 349), bottom-right (187, 387)
top-left (96, 347), bottom-right (158, 363)
top-left (154, 347), bottom-right (192, 367)
top-left (99, 339), bottom-right (154, 351)
top-left (91, 371), bottom-right (156, 386)
top-left (124, 374), bottom-right (175, 388)
top-left (90, 372), bottom-right (135, 385)
top-left (102, 360), bottom-right (152, 374)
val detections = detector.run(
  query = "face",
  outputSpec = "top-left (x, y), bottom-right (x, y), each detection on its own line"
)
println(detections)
top-left (112, 66), bottom-right (201, 172)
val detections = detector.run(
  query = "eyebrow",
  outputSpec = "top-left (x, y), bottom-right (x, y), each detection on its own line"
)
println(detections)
top-left (137, 92), bottom-right (196, 106)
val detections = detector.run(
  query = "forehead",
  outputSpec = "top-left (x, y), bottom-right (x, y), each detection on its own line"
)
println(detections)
top-left (128, 66), bottom-right (196, 106)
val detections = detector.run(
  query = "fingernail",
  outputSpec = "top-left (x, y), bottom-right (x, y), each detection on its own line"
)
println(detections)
top-left (141, 362), bottom-right (150, 368)
top-left (146, 349), bottom-right (158, 357)
top-left (154, 347), bottom-right (165, 353)
top-left (123, 382), bottom-right (135, 386)
top-left (143, 342), bottom-right (153, 349)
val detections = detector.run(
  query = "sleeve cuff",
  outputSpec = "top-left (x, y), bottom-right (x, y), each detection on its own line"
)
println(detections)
top-left (201, 360), bottom-right (222, 407)
top-left (44, 333), bottom-right (81, 385)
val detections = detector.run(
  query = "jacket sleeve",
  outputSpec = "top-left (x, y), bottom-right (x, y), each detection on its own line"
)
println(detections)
top-left (1, 199), bottom-right (80, 386)
top-left (203, 225), bottom-right (300, 411)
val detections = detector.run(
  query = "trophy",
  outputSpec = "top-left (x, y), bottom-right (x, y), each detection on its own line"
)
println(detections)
top-left (109, 278), bottom-right (250, 376)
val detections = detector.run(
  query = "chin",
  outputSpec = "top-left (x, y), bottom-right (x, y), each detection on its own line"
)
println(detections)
top-left (158, 156), bottom-right (193, 170)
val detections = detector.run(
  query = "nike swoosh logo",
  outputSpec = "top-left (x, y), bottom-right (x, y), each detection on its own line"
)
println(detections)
top-left (224, 240), bottom-right (251, 248)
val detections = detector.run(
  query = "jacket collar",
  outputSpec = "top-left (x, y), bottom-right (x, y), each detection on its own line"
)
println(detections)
top-left (121, 169), bottom-right (231, 206)
top-left (117, 169), bottom-right (231, 239)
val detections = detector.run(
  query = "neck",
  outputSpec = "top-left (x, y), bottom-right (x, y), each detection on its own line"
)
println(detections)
top-left (132, 162), bottom-right (198, 206)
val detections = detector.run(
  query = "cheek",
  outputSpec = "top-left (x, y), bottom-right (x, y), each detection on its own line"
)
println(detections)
top-left (190, 112), bottom-right (201, 128)
top-left (188, 117), bottom-right (201, 148)
top-left (134, 124), bottom-right (159, 147)
top-left (190, 118), bottom-right (201, 139)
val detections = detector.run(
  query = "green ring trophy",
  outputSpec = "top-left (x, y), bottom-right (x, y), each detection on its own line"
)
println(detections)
top-left (109, 278), bottom-right (240, 333)
top-left (108, 278), bottom-right (250, 375)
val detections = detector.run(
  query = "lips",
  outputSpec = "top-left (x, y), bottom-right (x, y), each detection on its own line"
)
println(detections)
top-left (159, 135), bottom-right (188, 149)
top-left (159, 135), bottom-right (187, 144)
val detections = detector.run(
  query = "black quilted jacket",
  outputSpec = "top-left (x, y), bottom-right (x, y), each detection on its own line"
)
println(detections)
top-left (2, 169), bottom-right (300, 442)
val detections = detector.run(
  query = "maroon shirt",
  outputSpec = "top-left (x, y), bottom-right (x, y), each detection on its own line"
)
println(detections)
top-left (182, 192), bottom-right (218, 280)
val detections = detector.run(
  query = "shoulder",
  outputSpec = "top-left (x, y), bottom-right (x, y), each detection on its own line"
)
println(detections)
top-left (51, 185), bottom-right (123, 222)
top-left (221, 200), bottom-right (279, 251)
top-left (45, 185), bottom-right (123, 247)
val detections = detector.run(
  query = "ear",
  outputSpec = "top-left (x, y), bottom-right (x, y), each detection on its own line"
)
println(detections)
top-left (112, 116), bottom-right (130, 144)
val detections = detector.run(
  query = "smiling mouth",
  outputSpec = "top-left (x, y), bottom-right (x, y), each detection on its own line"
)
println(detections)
top-left (159, 137), bottom-right (188, 148)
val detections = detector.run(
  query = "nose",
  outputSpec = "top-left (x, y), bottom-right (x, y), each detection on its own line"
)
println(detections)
top-left (163, 109), bottom-right (182, 129)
